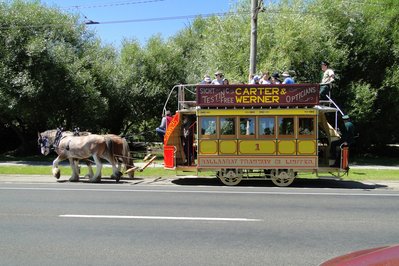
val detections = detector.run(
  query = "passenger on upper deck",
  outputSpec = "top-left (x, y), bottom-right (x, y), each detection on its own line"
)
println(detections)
top-left (212, 71), bottom-right (224, 85)
top-left (249, 75), bottom-right (260, 84)
top-left (223, 78), bottom-right (230, 85)
top-left (260, 71), bottom-right (271, 84)
top-left (282, 71), bottom-right (295, 84)
top-left (320, 61), bottom-right (335, 100)
top-left (201, 74), bottom-right (212, 84)
top-left (271, 72), bottom-right (281, 84)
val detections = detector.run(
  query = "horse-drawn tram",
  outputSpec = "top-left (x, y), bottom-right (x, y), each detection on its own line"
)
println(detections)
top-left (163, 83), bottom-right (349, 186)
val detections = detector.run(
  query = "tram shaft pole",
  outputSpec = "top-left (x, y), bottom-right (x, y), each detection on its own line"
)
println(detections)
top-left (249, 0), bottom-right (259, 79)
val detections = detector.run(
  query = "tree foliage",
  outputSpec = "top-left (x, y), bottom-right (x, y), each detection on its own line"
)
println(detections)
top-left (0, 0), bottom-right (399, 155)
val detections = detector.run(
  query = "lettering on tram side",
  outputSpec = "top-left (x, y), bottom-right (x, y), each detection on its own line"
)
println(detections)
top-left (199, 87), bottom-right (235, 104)
top-left (196, 84), bottom-right (319, 107)
top-left (198, 156), bottom-right (317, 168)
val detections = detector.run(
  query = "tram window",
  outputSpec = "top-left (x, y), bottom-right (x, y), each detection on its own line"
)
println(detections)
top-left (298, 117), bottom-right (315, 136)
top-left (259, 117), bottom-right (275, 137)
top-left (278, 117), bottom-right (295, 137)
top-left (220, 117), bottom-right (236, 136)
top-left (240, 117), bottom-right (255, 136)
top-left (200, 117), bottom-right (217, 137)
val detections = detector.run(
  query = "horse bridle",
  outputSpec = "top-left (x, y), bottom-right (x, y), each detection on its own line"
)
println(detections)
top-left (38, 128), bottom-right (64, 151)
top-left (38, 135), bottom-right (50, 150)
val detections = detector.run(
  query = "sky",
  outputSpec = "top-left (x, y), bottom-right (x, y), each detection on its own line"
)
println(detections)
top-left (41, 0), bottom-right (238, 48)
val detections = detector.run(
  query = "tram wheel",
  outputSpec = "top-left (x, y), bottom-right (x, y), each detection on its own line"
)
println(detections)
top-left (271, 169), bottom-right (295, 187)
top-left (218, 169), bottom-right (242, 186)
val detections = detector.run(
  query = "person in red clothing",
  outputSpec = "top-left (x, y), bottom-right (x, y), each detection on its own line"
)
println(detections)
top-left (156, 110), bottom-right (172, 141)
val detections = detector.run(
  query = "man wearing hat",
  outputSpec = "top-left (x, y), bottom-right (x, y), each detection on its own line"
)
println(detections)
top-left (282, 71), bottom-right (295, 84)
top-left (330, 114), bottom-right (356, 167)
top-left (212, 71), bottom-right (224, 85)
top-left (342, 115), bottom-right (356, 147)
top-left (320, 61), bottom-right (335, 99)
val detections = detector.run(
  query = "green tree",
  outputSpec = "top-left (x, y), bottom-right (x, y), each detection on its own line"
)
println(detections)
top-left (0, 1), bottom-right (117, 153)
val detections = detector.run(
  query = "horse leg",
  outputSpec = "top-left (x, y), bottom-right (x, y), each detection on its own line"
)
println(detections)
top-left (83, 159), bottom-right (94, 180)
top-left (52, 156), bottom-right (62, 179)
top-left (127, 156), bottom-right (135, 179)
top-left (69, 158), bottom-right (80, 182)
top-left (108, 158), bottom-right (122, 182)
top-left (111, 161), bottom-right (122, 182)
top-left (90, 155), bottom-right (102, 183)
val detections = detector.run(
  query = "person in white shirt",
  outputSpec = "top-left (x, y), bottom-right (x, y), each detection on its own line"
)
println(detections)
top-left (320, 61), bottom-right (335, 99)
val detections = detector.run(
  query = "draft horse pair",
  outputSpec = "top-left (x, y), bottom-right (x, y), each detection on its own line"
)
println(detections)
top-left (38, 129), bottom-right (134, 183)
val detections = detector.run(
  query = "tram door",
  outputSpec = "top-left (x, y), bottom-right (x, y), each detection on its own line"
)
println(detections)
top-left (164, 112), bottom-right (197, 169)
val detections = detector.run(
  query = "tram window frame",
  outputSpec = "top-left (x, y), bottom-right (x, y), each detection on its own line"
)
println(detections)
top-left (277, 116), bottom-right (295, 138)
top-left (298, 116), bottom-right (316, 138)
top-left (239, 117), bottom-right (256, 138)
top-left (219, 117), bottom-right (236, 139)
top-left (199, 117), bottom-right (217, 139)
top-left (258, 116), bottom-right (276, 139)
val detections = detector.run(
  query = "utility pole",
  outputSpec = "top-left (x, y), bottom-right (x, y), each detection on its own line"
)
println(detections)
top-left (249, 0), bottom-right (260, 79)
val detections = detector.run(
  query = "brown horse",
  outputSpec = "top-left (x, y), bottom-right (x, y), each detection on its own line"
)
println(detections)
top-left (38, 129), bottom-right (121, 183)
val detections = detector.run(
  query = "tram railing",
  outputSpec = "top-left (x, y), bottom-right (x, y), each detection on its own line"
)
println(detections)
top-left (163, 84), bottom-right (197, 115)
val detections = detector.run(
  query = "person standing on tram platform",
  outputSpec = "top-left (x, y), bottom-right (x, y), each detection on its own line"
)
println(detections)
top-left (182, 116), bottom-right (195, 165)
top-left (320, 61), bottom-right (335, 100)
top-left (329, 115), bottom-right (356, 167)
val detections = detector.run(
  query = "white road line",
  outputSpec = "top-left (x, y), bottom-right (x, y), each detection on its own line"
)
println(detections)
top-left (0, 186), bottom-right (398, 197)
top-left (59, 214), bottom-right (262, 222)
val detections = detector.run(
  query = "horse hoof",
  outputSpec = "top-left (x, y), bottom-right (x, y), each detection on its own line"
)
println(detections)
top-left (69, 177), bottom-right (79, 182)
top-left (53, 169), bottom-right (60, 179)
top-left (89, 177), bottom-right (101, 183)
top-left (115, 171), bottom-right (123, 182)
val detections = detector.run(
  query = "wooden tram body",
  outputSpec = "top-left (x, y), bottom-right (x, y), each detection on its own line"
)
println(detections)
top-left (163, 84), bottom-right (349, 186)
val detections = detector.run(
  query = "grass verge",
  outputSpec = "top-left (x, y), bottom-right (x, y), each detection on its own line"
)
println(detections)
top-left (0, 165), bottom-right (398, 182)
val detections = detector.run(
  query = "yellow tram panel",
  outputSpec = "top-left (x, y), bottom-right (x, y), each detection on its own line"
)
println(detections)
top-left (238, 140), bottom-right (276, 155)
top-left (277, 140), bottom-right (296, 155)
top-left (219, 140), bottom-right (237, 155)
top-left (198, 140), bottom-right (218, 155)
top-left (297, 140), bottom-right (317, 155)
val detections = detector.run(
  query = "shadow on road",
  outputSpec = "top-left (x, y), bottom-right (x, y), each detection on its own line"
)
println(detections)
top-left (172, 177), bottom-right (388, 190)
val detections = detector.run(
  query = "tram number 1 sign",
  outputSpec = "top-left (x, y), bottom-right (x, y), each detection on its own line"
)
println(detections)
top-left (196, 84), bottom-right (319, 107)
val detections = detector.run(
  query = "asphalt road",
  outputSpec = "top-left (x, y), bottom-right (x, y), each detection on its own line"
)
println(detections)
top-left (1, 179), bottom-right (399, 266)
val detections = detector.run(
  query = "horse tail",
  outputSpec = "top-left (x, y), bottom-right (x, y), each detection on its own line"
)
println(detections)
top-left (122, 137), bottom-right (134, 168)
top-left (104, 136), bottom-right (116, 165)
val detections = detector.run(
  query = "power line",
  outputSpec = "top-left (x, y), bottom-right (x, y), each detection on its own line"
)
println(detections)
top-left (92, 12), bottom-right (239, 25)
top-left (0, 11), bottom-right (241, 29)
top-left (60, 0), bottom-right (166, 10)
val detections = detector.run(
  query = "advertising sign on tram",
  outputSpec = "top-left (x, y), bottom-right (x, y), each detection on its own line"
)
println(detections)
top-left (196, 84), bottom-right (319, 107)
